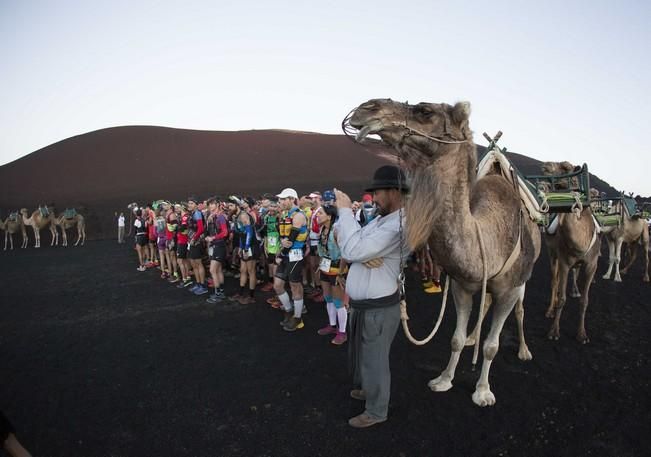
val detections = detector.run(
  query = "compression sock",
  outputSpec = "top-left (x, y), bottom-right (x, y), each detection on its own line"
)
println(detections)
top-left (326, 298), bottom-right (337, 326)
top-left (293, 299), bottom-right (304, 318)
top-left (239, 286), bottom-right (246, 296)
top-left (336, 306), bottom-right (348, 333)
top-left (249, 287), bottom-right (255, 298)
top-left (277, 292), bottom-right (292, 312)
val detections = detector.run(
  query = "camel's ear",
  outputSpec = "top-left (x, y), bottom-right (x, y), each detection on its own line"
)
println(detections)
top-left (452, 101), bottom-right (471, 125)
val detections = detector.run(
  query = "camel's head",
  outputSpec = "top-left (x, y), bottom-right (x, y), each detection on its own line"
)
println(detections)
top-left (541, 161), bottom-right (575, 176)
top-left (344, 99), bottom-right (472, 169)
top-left (20, 208), bottom-right (28, 214)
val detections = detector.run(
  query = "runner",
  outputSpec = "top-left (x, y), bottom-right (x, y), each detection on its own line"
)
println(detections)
top-left (307, 191), bottom-right (324, 301)
top-left (274, 187), bottom-right (309, 332)
top-left (145, 203), bottom-right (158, 267)
top-left (231, 201), bottom-right (260, 304)
top-left (187, 197), bottom-right (208, 295)
top-left (155, 205), bottom-right (169, 278)
top-left (165, 203), bottom-right (180, 283)
top-left (133, 209), bottom-right (147, 271)
top-left (205, 198), bottom-right (229, 303)
top-left (261, 199), bottom-right (281, 296)
top-left (315, 202), bottom-right (348, 345)
top-left (175, 203), bottom-right (193, 288)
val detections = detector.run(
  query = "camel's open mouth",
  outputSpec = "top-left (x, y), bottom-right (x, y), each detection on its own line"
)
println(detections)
top-left (341, 108), bottom-right (382, 143)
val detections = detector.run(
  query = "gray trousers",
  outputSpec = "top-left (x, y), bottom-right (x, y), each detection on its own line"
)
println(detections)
top-left (353, 303), bottom-right (401, 420)
top-left (117, 226), bottom-right (125, 243)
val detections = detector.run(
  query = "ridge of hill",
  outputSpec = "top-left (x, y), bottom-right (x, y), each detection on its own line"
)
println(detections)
top-left (0, 126), bottom-right (620, 239)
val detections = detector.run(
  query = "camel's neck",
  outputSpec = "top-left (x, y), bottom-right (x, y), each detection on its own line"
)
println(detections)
top-left (406, 143), bottom-right (480, 278)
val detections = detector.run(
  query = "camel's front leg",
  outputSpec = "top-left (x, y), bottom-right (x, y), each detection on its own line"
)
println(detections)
top-left (602, 239), bottom-right (616, 279)
top-left (465, 294), bottom-right (492, 346)
top-left (514, 286), bottom-right (532, 360)
top-left (472, 285), bottom-right (522, 407)
top-left (577, 257), bottom-right (598, 344)
top-left (61, 227), bottom-right (68, 247)
top-left (21, 231), bottom-right (27, 249)
top-left (74, 226), bottom-right (82, 246)
top-left (34, 228), bottom-right (40, 248)
top-left (429, 281), bottom-right (473, 393)
top-left (569, 267), bottom-right (581, 298)
top-left (641, 231), bottom-right (650, 282)
top-left (546, 257), bottom-right (560, 317)
top-left (613, 239), bottom-right (624, 282)
top-left (620, 243), bottom-right (637, 275)
top-left (549, 262), bottom-right (571, 340)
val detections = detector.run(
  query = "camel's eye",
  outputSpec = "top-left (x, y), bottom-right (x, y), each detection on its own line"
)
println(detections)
top-left (360, 101), bottom-right (378, 111)
top-left (415, 104), bottom-right (434, 116)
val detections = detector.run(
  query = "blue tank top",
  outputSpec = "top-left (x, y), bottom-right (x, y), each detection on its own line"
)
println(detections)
top-left (317, 223), bottom-right (341, 261)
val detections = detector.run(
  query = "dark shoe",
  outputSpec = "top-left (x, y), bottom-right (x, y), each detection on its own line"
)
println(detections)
top-left (206, 294), bottom-right (223, 304)
top-left (283, 316), bottom-right (304, 332)
top-left (350, 389), bottom-right (366, 401)
top-left (348, 413), bottom-right (386, 428)
top-left (331, 332), bottom-right (347, 345)
top-left (280, 311), bottom-right (293, 327)
top-left (238, 296), bottom-right (255, 305)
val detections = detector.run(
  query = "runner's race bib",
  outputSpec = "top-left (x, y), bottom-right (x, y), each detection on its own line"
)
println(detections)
top-left (289, 248), bottom-right (303, 262)
top-left (319, 257), bottom-right (332, 273)
top-left (208, 246), bottom-right (214, 256)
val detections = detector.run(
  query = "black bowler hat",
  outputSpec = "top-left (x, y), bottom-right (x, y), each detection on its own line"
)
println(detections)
top-left (364, 165), bottom-right (410, 193)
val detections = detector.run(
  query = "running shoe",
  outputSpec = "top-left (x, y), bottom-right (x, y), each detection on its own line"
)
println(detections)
top-left (283, 317), bottom-right (304, 332)
top-left (193, 285), bottom-right (209, 296)
top-left (168, 275), bottom-right (180, 284)
top-left (182, 279), bottom-right (194, 288)
top-left (188, 283), bottom-right (200, 293)
top-left (137, 265), bottom-right (146, 272)
top-left (331, 332), bottom-right (348, 345)
top-left (317, 325), bottom-right (338, 336)
top-left (267, 296), bottom-right (281, 308)
top-left (261, 282), bottom-right (274, 292)
top-left (206, 293), bottom-right (223, 304)
top-left (424, 284), bottom-right (442, 294)
top-left (237, 296), bottom-right (255, 305)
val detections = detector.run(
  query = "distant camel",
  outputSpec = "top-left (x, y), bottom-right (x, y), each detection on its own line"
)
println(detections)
top-left (540, 162), bottom-right (601, 344)
top-left (602, 198), bottom-right (649, 282)
top-left (1, 212), bottom-right (28, 249)
top-left (57, 209), bottom-right (87, 246)
top-left (21, 206), bottom-right (57, 248)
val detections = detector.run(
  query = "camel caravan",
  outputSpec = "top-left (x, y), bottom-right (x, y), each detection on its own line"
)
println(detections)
top-left (0, 205), bottom-right (86, 250)
top-left (342, 98), bottom-right (650, 406)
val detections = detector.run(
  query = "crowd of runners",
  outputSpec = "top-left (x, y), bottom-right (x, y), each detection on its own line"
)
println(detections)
top-left (126, 187), bottom-right (443, 344)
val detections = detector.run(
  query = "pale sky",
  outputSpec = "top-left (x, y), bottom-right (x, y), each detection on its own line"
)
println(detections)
top-left (1, 0), bottom-right (650, 194)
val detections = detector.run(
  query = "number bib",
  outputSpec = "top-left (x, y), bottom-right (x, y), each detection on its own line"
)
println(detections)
top-left (289, 248), bottom-right (303, 262)
top-left (319, 257), bottom-right (332, 273)
top-left (208, 246), bottom-right (214, 256)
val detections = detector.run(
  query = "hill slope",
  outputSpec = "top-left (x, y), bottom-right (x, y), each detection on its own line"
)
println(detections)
top-left (0, 126), bottom-right (619, 239)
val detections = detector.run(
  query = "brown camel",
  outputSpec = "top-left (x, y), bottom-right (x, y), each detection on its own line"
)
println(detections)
top-left (601, 198), bottom-right (650, 282)
top-left (1, 212), bottom-right (28, 250)
top-left (57, 209), bottom-right (87, 246)
top-left (347, 99), bottom-right (541, 407)
top-left (540, 162), bottom-right (601, 344)
top-left (21, 207), bottom-right (57, 248)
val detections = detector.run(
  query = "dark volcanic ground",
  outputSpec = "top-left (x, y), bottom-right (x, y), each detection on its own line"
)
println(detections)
top-left (1, 240), bottom-right (649, 457)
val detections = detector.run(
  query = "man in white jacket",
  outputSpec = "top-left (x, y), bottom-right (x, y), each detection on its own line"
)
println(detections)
top-left (334, 165), bottom-right (409, 428)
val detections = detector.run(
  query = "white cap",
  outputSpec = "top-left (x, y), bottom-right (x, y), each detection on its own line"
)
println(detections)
top-left (276, 188), bottom-right (298, 199)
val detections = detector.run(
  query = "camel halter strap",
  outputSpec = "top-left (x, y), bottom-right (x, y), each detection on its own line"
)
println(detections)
top-left (397, 149), bottom-right (449, 346)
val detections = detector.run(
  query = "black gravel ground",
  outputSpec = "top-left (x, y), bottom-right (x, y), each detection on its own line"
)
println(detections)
top-left (1, 240), bottom-right (649, 457)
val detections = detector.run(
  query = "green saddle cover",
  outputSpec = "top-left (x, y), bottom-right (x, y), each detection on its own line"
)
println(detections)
top-left (39, 207), bottom-right (50, 217)
top-left (595, 214), bottom-right (621, 227)
top-left (8, 212), bottom-right (19, 222)
top-left (64, 208), bottom-right (77, 219)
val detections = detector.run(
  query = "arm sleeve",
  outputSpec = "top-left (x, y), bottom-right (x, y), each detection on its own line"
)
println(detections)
top-left (193, 216), bottom-right (205, 240)
top-left (336, 208), bottom-right (401, 262)
top-left (216, 218), bottom-right (229, 240)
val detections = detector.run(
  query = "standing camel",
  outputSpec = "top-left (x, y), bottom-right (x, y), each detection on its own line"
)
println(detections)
top-left (1, 212), bottom-right (28, 250)
top-left (540, 162), bottom-right (601, 344)
top-left (347, 99), bottom-right (541, 406)
top-left (21, 207), bottom-right (57, 248)
top-left (57, 209), bottom-right (87, 246)
top-left (601, 198), bottom-right (649, 282)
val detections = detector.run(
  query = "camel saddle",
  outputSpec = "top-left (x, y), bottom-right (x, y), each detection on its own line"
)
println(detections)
top-left (8, 212), bottom-right (19, 222)
top-left (39, 206), bottom-right (50, 217)
top-left (64, 208), bottom-right (77, 220)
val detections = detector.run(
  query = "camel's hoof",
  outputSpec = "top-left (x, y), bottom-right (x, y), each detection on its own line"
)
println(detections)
top-left (601, 274), bottom-right (610, 280)
top-left (570, 292), bottom-right (581, 299)
top-left (545, 310), bottom-right (555, 319)
top-left (576, 334), bottom-right (590, 344)
top-left (518, 346), bottom-right (533, 361)
top-left (547, 330), bottom-right (560, 341)
top-left (472, 388), bottom-right (496, 407)
top-left (428, 376), bottom-right (453, 392)
top-left (614, 277), bottom-right (622, 283)
top-left (643, 276), bottom-right (649, 283)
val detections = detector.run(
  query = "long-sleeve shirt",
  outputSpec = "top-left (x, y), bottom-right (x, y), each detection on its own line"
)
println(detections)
top-left (336, 207), bottom-right (408, 301)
